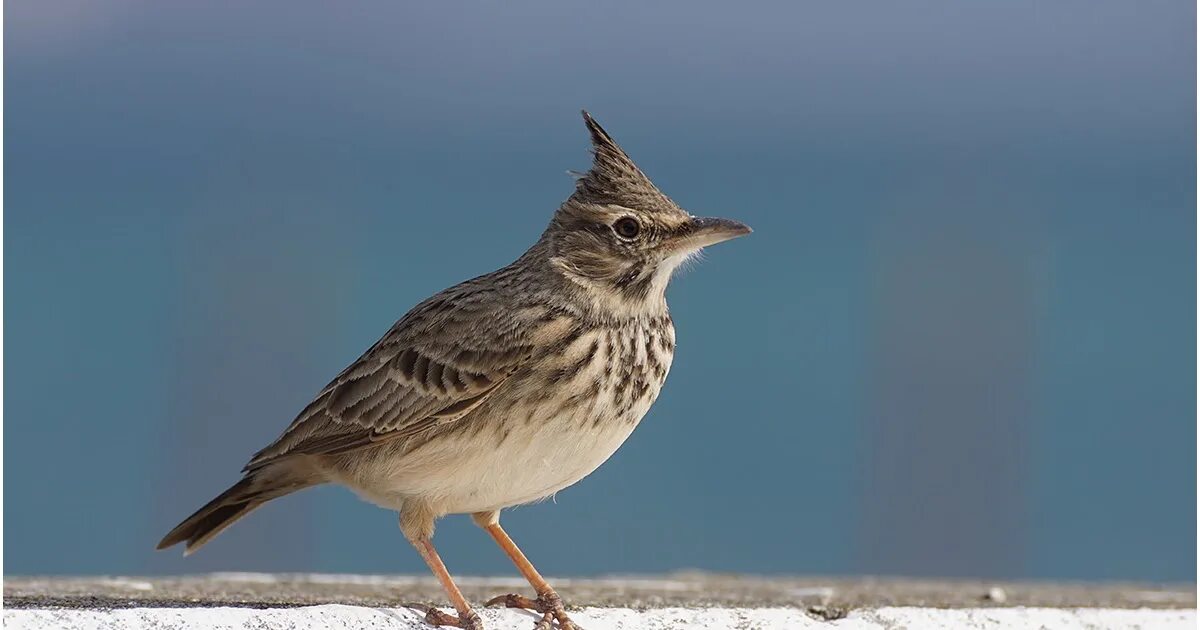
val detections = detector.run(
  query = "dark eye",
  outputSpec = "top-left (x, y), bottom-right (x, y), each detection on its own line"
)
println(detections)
top-left (613, 217), bottom-right (641, 239)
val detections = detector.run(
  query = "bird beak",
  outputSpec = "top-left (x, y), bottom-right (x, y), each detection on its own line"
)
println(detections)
top-left (670, 216), bottom-right (752, 253)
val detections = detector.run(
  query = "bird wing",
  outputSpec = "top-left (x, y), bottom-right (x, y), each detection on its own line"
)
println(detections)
top-left (243, 284), bottom-right (548, 471)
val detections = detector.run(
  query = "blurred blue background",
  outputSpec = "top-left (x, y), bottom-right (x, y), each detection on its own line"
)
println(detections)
top-left (5, 1), bottom-right (1195, 582)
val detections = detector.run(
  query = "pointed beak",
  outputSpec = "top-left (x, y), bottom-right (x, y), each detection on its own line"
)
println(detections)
top-left (671, 216), bottom-right (752, 252)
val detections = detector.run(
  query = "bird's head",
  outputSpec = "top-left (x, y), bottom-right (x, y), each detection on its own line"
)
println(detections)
top-left (546, 111), bottom-right (751, 308)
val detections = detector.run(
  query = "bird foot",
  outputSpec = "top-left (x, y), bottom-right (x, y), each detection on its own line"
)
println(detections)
top-left (405, 602), bottom-right (485, 630)
top-left (485, 592), bottom-right (579, 630)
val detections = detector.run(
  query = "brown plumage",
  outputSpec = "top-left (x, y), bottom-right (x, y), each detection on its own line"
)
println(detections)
top-left (158, 111), bottom-right (750, 630)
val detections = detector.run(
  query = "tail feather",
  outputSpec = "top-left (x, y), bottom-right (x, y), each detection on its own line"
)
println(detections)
top-left (157, 465), bottom-right (316, 554)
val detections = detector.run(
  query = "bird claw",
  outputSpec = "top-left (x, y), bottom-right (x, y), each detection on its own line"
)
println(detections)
top-left (404, 602), bottom-right (485, 630)
top-left (484, 593), bottom-right (541, 610)
top-left (485, 592), bottom-right (579, 630)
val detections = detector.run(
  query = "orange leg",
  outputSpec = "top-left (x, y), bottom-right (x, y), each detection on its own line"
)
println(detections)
top-left (474, 512), bottom-right (576, 630)
top-left (408, 537), bottom-right (485, 630)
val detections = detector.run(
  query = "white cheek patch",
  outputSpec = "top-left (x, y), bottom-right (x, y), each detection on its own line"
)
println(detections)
top-left (652, 250), bottom-right (703, 292)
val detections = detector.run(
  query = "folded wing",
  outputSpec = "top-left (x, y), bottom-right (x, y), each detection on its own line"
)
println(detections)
top-left (243, 292), bottom-right (537, 471)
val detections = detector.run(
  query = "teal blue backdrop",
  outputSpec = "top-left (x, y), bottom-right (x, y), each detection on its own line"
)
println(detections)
top-left (6, 1), bottom-right (1195, 581)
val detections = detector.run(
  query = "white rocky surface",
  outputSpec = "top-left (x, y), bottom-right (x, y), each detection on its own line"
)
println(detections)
top-left (6, 605), bottom-right (1196, 630)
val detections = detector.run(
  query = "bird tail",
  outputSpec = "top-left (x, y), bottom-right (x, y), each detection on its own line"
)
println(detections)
top-left (156, 462), bottom-right (319, 555)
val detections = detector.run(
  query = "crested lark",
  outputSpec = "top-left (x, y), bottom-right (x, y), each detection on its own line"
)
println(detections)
top-left (158, 111), bottom-right (750, 630)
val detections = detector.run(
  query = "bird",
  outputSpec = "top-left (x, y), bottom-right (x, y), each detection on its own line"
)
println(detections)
top-left (157, 110), bottom-right (751, 630)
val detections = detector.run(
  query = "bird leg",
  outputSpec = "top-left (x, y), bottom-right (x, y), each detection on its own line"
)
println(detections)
top-left (405, 535), bottom-right (485, 630)
top-left (474, 512), bottom-right (578, 630)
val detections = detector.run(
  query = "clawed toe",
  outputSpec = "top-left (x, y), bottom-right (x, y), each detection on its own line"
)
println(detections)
top-left (485, 592), bottom-right (579, 629)
top-left (405, 602), bottom-right (485, 630)
top-left (485, 593), bottom-right (541, 610)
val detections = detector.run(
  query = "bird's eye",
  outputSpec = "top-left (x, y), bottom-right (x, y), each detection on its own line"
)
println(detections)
top-left (613, 217), bottom-right (641, 240)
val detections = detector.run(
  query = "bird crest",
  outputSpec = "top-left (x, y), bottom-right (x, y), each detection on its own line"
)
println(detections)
top-left (570, 111), bottom-right (676, 212)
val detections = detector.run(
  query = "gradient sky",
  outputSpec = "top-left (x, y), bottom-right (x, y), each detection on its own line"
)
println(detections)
top-left (5, 1), bottom-right (1195, 581)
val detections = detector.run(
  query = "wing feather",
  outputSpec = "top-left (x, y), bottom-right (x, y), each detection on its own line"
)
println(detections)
top-left (242, 286), bottom-right (541, 471)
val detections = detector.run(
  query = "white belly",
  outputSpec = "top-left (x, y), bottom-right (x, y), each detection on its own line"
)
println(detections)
top-left (426, 409), bottom-right (642, 513)
top-left (340, 396), bottom-right (650, 515)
